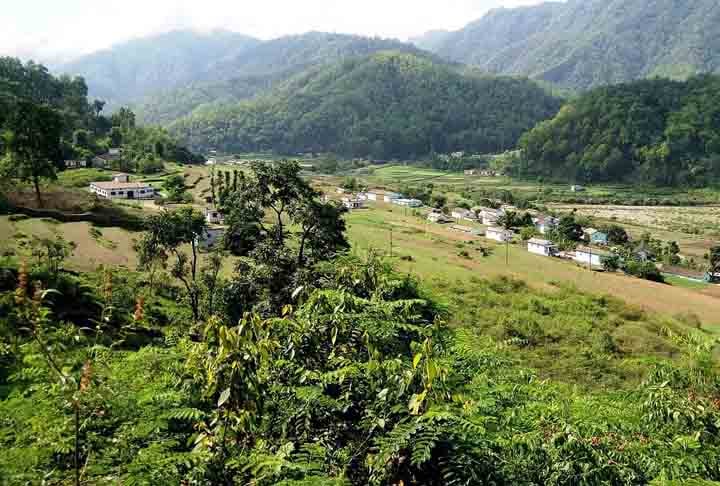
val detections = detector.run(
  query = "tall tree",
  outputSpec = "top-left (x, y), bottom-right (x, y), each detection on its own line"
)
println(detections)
top-left (1, 101), bottom-right (63, 207)
top-left (139, 208), bottom-right (208, 322)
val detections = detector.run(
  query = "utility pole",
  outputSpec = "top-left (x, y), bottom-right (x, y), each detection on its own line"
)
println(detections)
top-left (505, 236), bottom-right (509, 266)
top-left (390, 226), bottom-right (394, 258)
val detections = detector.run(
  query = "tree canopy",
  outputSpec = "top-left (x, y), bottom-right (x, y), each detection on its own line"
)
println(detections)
top-left (514, 76), bottom-right (720, 186)
top-left (171, 52), bottom-right (562, 160)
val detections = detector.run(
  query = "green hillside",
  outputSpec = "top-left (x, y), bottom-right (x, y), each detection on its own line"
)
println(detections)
top-left (170, 52), bottom-right (562, 159)
top-left (422, 0), bottom-right (720, 91)
top-left (134, 32), bottom-right (431, 125)
top-left (513, 75), bottom-right (720, 185)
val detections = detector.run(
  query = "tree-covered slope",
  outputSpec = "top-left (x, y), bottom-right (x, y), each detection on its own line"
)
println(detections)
top-left (514, 75), bottom-right (720, 185)
top-left (134, 32), bottom-right (430, 125)
top-left (422, 0), bottom-right (720, 91)
top-left (170, 52), bottom-right (562, 159)
top-left (58, 30), bottom-right (261, 108)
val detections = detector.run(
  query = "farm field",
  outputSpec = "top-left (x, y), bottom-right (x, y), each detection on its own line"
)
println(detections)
top-left (5, 163), bottom-right (719, 329)
top-left (550, 203), bottom-right (720, 261)
top-left (0, 216), bottom-right (139, 271)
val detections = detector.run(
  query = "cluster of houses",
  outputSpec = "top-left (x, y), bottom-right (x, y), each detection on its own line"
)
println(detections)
top-left (66, 148), bottom-right (123, 170)
top-left (464, 169), bottom-right (498, 177)
top-left (336, 188), bottom-right (423, 211)
top-left (425, 204), bottom-right (616, 268)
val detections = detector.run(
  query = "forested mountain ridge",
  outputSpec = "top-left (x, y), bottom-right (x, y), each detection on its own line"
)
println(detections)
top-left (58, 30), bottom-right (261, 109)
top-left (418, 0), bottom-right (720, 91)
top-left (170, 51), bottom-right (562, 159)
top-left (514, 75), bottom-right (720, 185)
top-left (133, 32), bottom-right (432, 125)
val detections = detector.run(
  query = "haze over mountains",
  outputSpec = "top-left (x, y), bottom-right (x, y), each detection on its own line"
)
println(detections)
top-left (45, 0), bottom-right (720, 166)
top-left (414, 0), bottom-right (720, 90)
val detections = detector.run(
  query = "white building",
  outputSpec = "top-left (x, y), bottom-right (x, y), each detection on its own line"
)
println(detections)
top-left (571, 185), bottom-right (586, 193)
top-left (486, 227), bottom-right (514, 242)
top-left (427, 210), bottom-right (452, 224)
top-left (342, 197), bottom-right (364, 210)
top-left (451, 208), bottom-right (477, 221)
top-left (366, 192), bottom-right (380, 201)
top-left (64, 159), bottom-right (87, 169)
top-left (451, 225), bottom-right (482, 236)
top-left (205, 207), bottom-right (225, 225)
top-left (480, 208), bottom-right (503, 226)
top-left (384, 192), bottom-right (403, 203)
top-left (89, 174), bottom-right (155, 200)
top-left (393, 198), bottom-right (422, 208)
top-left (574, 247), bottom-right (611, 267)
top-left (527, 238), bottom-right (557, 257)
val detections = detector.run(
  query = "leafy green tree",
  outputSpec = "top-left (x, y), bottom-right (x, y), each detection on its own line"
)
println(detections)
top-left (31, 235), bottom-right (77, 281)
top-left (111, 107), bottom-right (136, 131)
top-left (139, 208), bottom-right (209, 322)
top-left (603, 224), bottom-right (630, 246)
top-left (108, 127), bottom-right (123, 147)
top-left (1, 101), bottom-right (63, 207)
top-left (162, 174), bottom-right (187, 202)
top-left (341, 176), bottom-right (359, 192)
top-left (709, 245), bottom-right (720, 273)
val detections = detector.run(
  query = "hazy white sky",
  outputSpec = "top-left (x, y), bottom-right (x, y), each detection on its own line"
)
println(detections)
top-left (1, 0), bottom-right (548, 63)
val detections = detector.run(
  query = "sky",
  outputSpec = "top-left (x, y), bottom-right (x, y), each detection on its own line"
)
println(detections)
top-left (0, 0), bottom-right (548, 64)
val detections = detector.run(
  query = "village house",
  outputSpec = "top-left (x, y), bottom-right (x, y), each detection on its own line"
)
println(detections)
top-left (590, 231), bottom-right (609, 245)
top-left (427, 210), bottom-right (452, 224)
top-left (342, 197), bottom-right (365, 210)
top-left (485, 227), bottom-right (514, 242)
top-left (89, 173), bottom-right (155, 200)
top-left (64, 159), bottom-right (87, 169)
top-left (527, 238), bottom-right (558, 257)
top-left (574, 246), bottom-right (612, 267)
top-left (705, 271), bottom-right (720, 283)
top-left (450, 225), bottom-right (482, 236)
top-left (451, 208), bottom-right (477, 221)
top-left (571, 185), bottom-right (587, 193)
top-left (464, 169), bottom-right (478, 176)
top-left (582, 228), bottom-right (609, 245)
top-left (384, 192), bottom-right (403, 203)
top-left (204, 207), bottom-right (225, 225)
top-left (393, 198), bottom-right (422, 208)
top-left (92, 151), bottom-right (122, 169)
top-left (480, 208), bottom-right (504, 226)
top-left (534, 216), bottom-right (558, 235)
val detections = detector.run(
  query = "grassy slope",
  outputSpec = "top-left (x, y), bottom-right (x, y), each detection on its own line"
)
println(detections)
top-left (340, 202), bottom-right (720, 329)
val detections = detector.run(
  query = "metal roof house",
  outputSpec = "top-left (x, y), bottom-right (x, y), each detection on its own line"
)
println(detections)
top-left (574, 246), bottom-right (612, 267)
top-left (527, 238), bottom-right (557, 257)
top-left (485, 227), bottom-right (514, 242)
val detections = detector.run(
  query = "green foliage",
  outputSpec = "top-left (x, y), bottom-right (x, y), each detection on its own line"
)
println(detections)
top-left (1, 214), bottom-right (720, 484)
top-left (171, 52), bottom-right (561, 160)
top-left (1, 100), bottom-right (64, 206)
top-left (426, 0), bottom-right (720, 91)
top-left (133, 32), bottom-right (426, 125)
top-left (516, 76), bottom-right (720, 186)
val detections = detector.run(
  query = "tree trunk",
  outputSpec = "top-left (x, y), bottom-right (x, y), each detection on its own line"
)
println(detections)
top-left (33, 175), bottom-right (43, 208)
